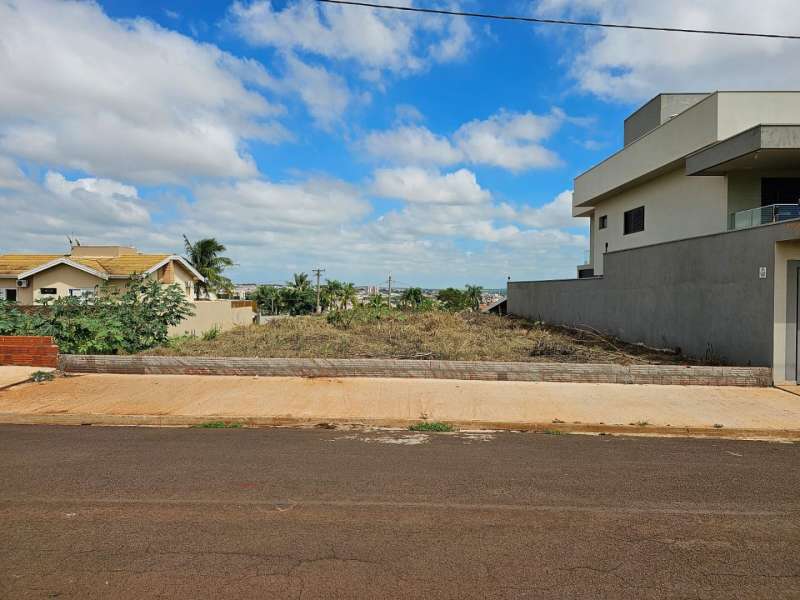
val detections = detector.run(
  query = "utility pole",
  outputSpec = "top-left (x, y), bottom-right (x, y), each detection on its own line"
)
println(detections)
top-left (386, 273), bottom-right (392, 308)
top-left (312, 267), bottom-right (325, 314)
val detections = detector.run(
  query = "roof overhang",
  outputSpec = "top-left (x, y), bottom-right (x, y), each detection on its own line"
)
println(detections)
top-left (144, 255), bottom-right (205, 283)
top-left (16, 258), bottom-right (108, 281)
top-left (686, 124), bottom-right (800, 175)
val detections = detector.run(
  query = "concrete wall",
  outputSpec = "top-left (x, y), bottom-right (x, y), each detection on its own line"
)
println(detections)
top-left (623, 93), bottom-right (709, 146)
top-left (574, 93), bottom-right (719, 214)
top-left (59, 355), bottom-right (772, 387)
top-left (508, 220), bottom-right (800, 379)
top-left (575, 92), bottom-right (800, 214)
top-left (590, 168), bottom-right (727, 274)
top-left (169, 300), bottom-right (256, 337)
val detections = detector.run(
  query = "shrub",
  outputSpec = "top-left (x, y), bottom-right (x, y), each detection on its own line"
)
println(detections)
top-left (0, 275), bottom-right (193, 354)
top-left (409, 421), bottom-right (454, 432)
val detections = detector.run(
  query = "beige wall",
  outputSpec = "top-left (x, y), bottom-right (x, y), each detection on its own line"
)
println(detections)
top-left (168, 300), bottom-right (256, 337)
top-left (171, 261), bottom-right (197, 301)
top-left (575, 92), bottom-right (800, 215)
top-left (590, 168), bottom-right (727, 274)
top-left (31, 265), bottom-right (105, 303)
top-left (574, 94), bottom-right (719, 213)
top-left (772, 240), bottom-right (800, 383)
top-left (717, 92), bottom-right (800, 141)
top-left (0, 277), bottom-right (32, 304)
top-left (5, 258), bottom-right (197, 305)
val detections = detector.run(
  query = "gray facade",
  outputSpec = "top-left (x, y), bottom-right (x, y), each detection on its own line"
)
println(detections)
top-left (508, 221), bottom-right (800, 371)
top-left (623, 93), bottom-right (709, 146)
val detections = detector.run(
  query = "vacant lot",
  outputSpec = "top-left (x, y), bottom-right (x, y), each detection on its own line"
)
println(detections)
top-left (147, 312), bottom-right (692, 364)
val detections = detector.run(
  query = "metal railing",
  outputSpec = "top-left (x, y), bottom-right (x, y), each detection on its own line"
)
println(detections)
top-left (728, 203), bottom-right (800, 230)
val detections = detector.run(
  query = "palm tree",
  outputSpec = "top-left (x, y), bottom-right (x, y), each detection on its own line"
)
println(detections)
top-left (400, 287), bottom-right (424, 309)
top-left (281, 273), bottom-right (315, 315)
top-left (341, 282), bottom-right (357, 310)
top-left (322, 279), bottom-right (344, 310)
top-left (464, 284), bottom-right (483, 311)
top-left (251, 285), bottom-right (281, 315)
top-left (289, 272), bottom-right (311, 291)
top-left (182, 236), bottom-right (234, 299)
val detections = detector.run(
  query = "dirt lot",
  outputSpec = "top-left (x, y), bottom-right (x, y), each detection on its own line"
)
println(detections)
top-left (147, 312), bottom-right (695, 364)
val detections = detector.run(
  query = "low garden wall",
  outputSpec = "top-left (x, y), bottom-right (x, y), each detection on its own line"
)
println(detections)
top-left (0, 336), bottom-right (59, 368)
top-left (58, 355), bottom-right (772, 386)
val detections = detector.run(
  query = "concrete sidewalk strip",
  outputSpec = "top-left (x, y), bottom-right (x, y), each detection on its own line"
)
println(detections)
top-left (0, 366), bottom-right (54, 390)
top-left (1, 373), bottom-right (799, 438)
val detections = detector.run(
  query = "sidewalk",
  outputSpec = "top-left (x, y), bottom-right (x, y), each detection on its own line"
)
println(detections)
top-left (1, 372), bottom-right (800, 439)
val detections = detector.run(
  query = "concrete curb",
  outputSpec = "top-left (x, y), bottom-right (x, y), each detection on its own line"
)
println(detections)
top-left (58, 355), bottom-right (773, 387)
top-left (1, 412), bottom-right (797, 440)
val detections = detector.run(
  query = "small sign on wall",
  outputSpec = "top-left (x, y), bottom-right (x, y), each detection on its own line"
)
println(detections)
top-left (759, 266), bottom-right (768, 279)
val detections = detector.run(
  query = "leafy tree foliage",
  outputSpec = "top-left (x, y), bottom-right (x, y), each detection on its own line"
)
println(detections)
top-left (399, 287), bottom-right (424, 309)
top-left (436, 287), bottom-right (470, 311)
top-left (183, 235), bottom-right (234, 298)
top-left (0, 276), bottom-right (193, 354)
top-left (464, 284), bottom-right (484, 311)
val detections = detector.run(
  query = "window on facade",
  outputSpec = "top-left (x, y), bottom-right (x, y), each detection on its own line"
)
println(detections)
top-left (762, 178), bottom-right (800, 205)
top-left (68, 288), bottom-right (95, 299)
top-left (2, 288), bottom-right (17, 302)
top-left (39, 288), bottom-right (57, 295)
top-left (623, 206), bottom-right (645, 235)
top-left (598, 215), bottom-right (608, 229)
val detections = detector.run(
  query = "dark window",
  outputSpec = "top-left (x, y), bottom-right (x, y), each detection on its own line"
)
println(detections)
top-left (623, 206), bottom-right (645, 235)
top-left (4, 288), bottom-right (17, 302)
top-left (762, 178), bottom-right (800, 205)
top-left (578, 268), bottom-right (594, 279)
top-left (39, 288), bottom-right (57, 295)
top-left (598, 215), bottom-right (607, 229)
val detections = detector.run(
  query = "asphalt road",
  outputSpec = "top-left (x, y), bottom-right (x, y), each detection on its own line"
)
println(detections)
top-left (0, 426), bottom-right (798, 599)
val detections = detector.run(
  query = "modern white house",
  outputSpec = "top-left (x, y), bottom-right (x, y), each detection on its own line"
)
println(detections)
top-left (508, 91), bottom-right (800, 383)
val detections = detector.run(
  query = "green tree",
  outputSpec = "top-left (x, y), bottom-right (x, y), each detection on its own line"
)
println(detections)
top-left (437, 287), bottom-right (469, 312)
top-left (322, 279), bottom-right (344, 310)
top-left (464, 284), bottom-right (484, 311)
top-left (182, 235), bottom-right (234, 299)
top-left (281, 273), bottom-right (315, 315)
top-left (251, 285), bottom-right (281, 315)
top-left (341, 282), bottom-right (357, 310)
top-left (0, 275), bottom-right (193, 354)
top-left (399, 287), bottom-right (424, 309)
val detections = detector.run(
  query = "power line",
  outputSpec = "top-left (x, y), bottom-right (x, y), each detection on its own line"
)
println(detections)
top-left (315, 0), bottom-right (800, 41)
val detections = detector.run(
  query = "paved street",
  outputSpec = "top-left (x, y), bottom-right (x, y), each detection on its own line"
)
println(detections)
top-left (1, 425), bottom-right (799, 599)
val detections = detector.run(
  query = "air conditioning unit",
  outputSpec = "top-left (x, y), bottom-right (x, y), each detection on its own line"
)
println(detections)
top-left (16, 279), bottom-right (28, 288)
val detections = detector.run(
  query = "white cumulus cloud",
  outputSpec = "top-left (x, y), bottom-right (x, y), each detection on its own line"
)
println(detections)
top-left (536, 0), bottom-right (800, 102)
top-left (229, 0), bottom-right (473, 76)
top-left (360, 109), bottom-right (567, 172)
top-left (0, 0), bottom-right (287, 184)
top-left (372, 167), bottom-right (490, 205)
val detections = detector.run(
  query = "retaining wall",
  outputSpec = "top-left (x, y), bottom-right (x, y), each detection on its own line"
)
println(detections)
top-left (58, 355), bottom-right (772, 386)
top-left (0, 336), bottom-right (59, 368)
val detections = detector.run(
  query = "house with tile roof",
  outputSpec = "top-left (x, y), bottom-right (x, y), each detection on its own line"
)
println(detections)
top-left (0, 245), bottom-right (204, 305)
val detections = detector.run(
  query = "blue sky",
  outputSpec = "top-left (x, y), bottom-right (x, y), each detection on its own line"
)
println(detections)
top-left (2, 0), bottom-right (797, 287)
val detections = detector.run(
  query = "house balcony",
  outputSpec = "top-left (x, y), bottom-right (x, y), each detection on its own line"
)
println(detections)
top-left (728, 203), bottom-right (800, 231)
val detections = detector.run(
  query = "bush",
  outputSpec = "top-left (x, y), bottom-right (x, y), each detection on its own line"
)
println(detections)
top-left (0, 275), bottom-right (193, 354)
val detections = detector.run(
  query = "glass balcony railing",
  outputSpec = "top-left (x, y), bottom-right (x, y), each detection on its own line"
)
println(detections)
top-left (728, 203), bottom-right (800, 230)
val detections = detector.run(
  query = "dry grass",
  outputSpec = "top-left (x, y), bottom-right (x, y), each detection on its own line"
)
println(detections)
top-left (147, 312), bottom-right (693, 365)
